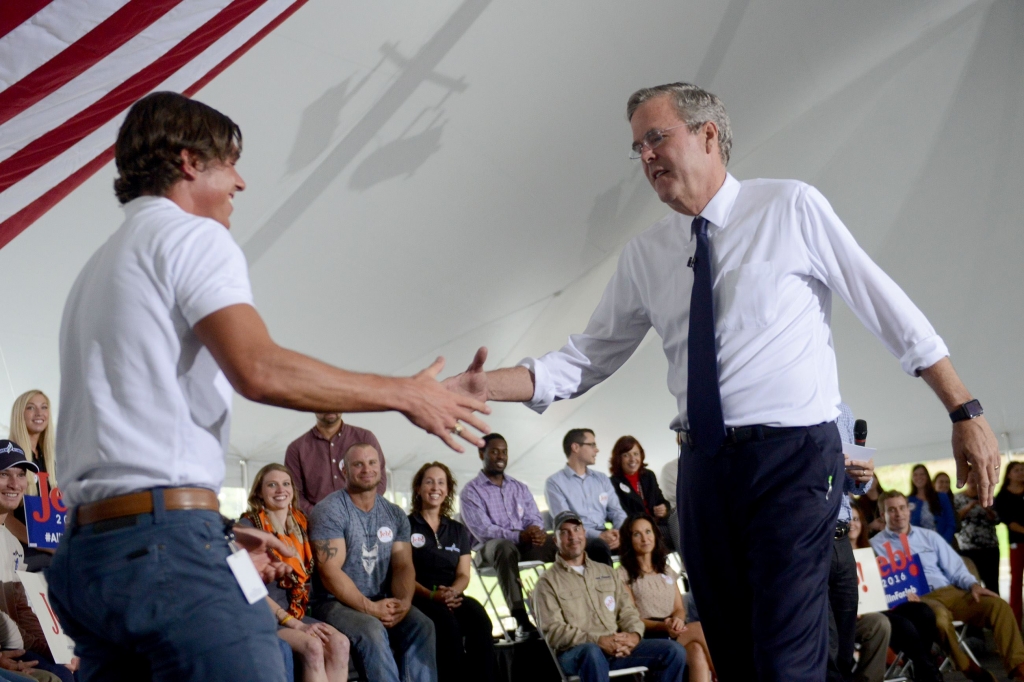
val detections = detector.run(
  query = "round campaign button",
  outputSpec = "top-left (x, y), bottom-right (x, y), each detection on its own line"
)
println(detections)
top-left (411, 533), bottom-right (426, 548)
top-left (377, 526), bottom-right (394, 543)
top-left (604, 595), bottom-right (616, 611)
top-left (599, 493), bottom-right (609, 505)
top-left (619, 482), bottom-right (630, 494)
top-left (663, 574), bottom-right (674, 585)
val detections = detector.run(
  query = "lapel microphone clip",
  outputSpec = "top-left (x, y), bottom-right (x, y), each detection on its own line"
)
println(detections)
top-left (687, 257), bottom-right (696, 268)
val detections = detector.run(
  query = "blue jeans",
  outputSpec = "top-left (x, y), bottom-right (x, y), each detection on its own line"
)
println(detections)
top-left (314, 599), bottom-right (436, 682)
top-left (557, 640), bottom-right (686, 682)
top-left (47, 498), bottom-right (287, 682)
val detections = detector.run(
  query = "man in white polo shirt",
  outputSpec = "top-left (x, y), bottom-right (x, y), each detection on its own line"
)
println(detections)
top-left (47, 92), bottom-right (489, 682)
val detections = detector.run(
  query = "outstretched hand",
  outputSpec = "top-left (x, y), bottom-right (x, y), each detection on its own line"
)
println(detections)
top-left (400, 354), bottom-right (491, 452)
top-left (233, 525), bottom-right (296, 582)
top-left (442, 346), bottom-right (489, 403)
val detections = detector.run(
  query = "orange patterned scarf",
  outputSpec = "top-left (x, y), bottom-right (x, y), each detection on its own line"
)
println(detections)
top-left (243, 507), bottom-right (314, 619)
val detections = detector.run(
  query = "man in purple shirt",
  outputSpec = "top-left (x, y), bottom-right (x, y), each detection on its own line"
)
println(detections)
top-left (285, 412), bottom-right (386, 513)
top-left (461, 433), bottom-right (555, 636)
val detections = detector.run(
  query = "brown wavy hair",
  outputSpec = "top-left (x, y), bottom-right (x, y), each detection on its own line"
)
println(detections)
top-left (114, 91), bottom-right (242, 204)
top-left (609, 435), bottom-right (647, 478)
top-left (411, 461), bottom-right (457, 519)
top-left (246, 462), bottom-right (301, 537)
top-left (618, 513), bottom-right (668, 584)
top-left (908, 464), bottom-right (941, 515)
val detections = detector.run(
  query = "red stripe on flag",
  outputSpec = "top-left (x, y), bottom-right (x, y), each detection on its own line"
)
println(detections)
top-left (0, 0), bottom-right (55, 41)
top-left (0, 0), bottom-right (308, 251)
top-left (0, 0), bottom-right (186, 126)
top-left (0, 146), bottom-right (114, 251)
top-left (0, 0), bottom-right (268, 195)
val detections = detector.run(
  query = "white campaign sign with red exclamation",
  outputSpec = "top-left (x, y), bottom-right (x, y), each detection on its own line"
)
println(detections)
top-left (853, 547), bottom-right (888, 615)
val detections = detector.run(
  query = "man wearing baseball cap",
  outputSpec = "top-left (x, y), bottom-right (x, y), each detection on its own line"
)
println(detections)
top-left (0, 439), bottom-right (80, 681)
top-left (532, 511), bottom-right (685, 681)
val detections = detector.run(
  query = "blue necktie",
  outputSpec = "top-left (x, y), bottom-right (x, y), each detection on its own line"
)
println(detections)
top-left (687, 216), bottom-right (725, 455)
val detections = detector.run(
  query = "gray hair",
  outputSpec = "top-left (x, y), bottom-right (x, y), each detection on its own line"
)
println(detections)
top-left (626, 83), bottom-right (732, 166)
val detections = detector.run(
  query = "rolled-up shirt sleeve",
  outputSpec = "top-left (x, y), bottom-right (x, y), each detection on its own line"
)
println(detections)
top-left (799, 185), bottom-right (948, 376)
top-left (520, 244), bottom-right (652, 413)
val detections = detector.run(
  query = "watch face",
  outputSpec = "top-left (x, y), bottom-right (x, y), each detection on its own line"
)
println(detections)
top-left (966, 400), bottom-right (984, 418)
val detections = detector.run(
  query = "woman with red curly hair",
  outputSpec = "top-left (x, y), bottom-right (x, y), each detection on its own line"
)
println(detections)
top-left (609, 436), bottom-right (674, 550)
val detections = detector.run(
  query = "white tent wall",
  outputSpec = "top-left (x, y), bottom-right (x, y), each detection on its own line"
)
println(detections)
top-left (0, 0), bottom-right (1021, 496)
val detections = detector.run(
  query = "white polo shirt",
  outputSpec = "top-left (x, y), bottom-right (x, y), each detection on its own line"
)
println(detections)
top-left (56, 197), bottom-right (254, 508)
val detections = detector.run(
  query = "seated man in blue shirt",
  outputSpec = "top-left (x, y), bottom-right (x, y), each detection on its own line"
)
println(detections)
top-left (544, 429), bottom-right (627, 566)
top-left (872, 490), bottom-right (1024, 682)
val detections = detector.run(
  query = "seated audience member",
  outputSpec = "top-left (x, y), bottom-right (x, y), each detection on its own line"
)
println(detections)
top-left (544, 429), bottom-right (627, 566)
top-left (407, 462), bottom-right (496, 682)
top-left (849, 506), bottom-right (942, 682)
top-left (934, 472), bottom-right (958, 514)
top-left (873, 490), bottom-right (1024, 682)
top-left (609, 437), bottom-right (673, 550)
top-left (616, 514), bottom-right (713, 682)
top-left (459, 433), bottom-right (554, 637)
top-left (996, 462), bottom-right (1024, 626)
top-left (286, 413), bottom-right (386, 513)
top-left (907, 464), bottom-right (956, 545)
top-left (854, 474), bottom-right (886, 537)
top-left (238, 463), bottom-right (350, 682)
top-left (956, 480), bottom-right (1000, 592)
top-left (6, 390), bottom-right (58, 572)
top-left (0, 442), bottom-right (78, 682)
top-left (309, 444), bottom-right (436, 682)
top-left (659, 432), bottom-right (682, 553)
top-left (534, 511), bottom-right (686, 682)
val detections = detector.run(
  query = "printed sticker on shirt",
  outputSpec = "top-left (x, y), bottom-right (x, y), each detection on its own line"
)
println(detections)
top-left (663, 574), bottom-right (674, 585)
top-left (619, 483), bottom-right (630, 494)
top-left (599, 493), bottom-right (609, 505)
top-left (377, 526), bottom-right (394, 543)
top-left (411, 533), bottom-right (426, 548)
top-left (517, 504), bottom-right (524, 517)
top-left (604, 595), bottom-right (616, 611)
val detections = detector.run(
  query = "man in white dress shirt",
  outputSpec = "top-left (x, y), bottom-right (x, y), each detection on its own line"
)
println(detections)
top-left (445, 82), bottom-right (999, 681)
top-left (48, 92), bottom-right (488, 682)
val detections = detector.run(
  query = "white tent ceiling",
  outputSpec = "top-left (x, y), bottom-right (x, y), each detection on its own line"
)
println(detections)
top-left (1, 0), bottom-right (1022, 495)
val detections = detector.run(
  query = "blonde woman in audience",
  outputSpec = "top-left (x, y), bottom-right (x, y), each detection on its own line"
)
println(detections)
top-left (617, 513), bottom-right (715, 682)
top-left (6, 390), bottom-right (58, 569)
top-left (240, 463), bottom-right (350, 682)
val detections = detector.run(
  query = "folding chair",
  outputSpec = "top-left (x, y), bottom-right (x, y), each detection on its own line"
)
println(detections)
top-left (882, 648), bottom-right (912, 681)
top-left (530, 593), bottom-right (647, 682)
top-left (937, 620), bottom-right (982, 672)
top-left (474, 559), bottom-right (546, 642)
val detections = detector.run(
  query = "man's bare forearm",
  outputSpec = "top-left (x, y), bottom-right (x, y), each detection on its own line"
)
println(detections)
top-left (920, 357), bottom-right (972, 412)
top-left (487, 366), bottom-right (536, 402)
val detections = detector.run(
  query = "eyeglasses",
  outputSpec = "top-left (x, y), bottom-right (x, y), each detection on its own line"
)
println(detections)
top-left (580, 442), bottom-right (597, 448)
top-left (630, 124), bottom-right (688, 159)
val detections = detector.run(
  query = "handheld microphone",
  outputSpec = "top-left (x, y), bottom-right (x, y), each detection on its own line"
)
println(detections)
top-left (854, 419), bottom-right (867, 447)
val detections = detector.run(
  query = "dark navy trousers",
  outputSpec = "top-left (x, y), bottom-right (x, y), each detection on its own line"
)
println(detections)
top-left (677, 422), bottom-right (844, 682)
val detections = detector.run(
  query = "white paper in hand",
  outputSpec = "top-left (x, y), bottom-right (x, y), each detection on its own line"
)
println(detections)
top-left (226, 547), bottom-right (269, 604)
top-left (842, 442), bottom-right (877, 458)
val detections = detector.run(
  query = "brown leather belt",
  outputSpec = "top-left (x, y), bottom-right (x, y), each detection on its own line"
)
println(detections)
top-left (75, 487), bottom-right (219, 527)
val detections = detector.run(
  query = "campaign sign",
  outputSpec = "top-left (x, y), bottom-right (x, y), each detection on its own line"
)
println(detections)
top-left (853, 547), bottom-right (888, 615)
top-left (875, 533), bottom-right (931, 608)
top-left (23, 472), bottom-right (68, 549)
top-left (16, 571), bottom-right (75, 664)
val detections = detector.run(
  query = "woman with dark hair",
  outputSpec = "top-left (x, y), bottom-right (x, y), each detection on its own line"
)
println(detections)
top-left (854, 473), bottom-right (886, 537)
top-left (239, 463), bottom-right (350, 682)
top-left (617, 514), bottom-right (713, 682)
top-left (609, 436), bottom-right (673, 549)
top-left (907, 464), bottom-right (956, 545)
top-left (848, 507), bottom-right (943, 682)
top-left (408, 462), bottom-right (495, 682)
top-left (996, 461), bottom-right (1024, 626)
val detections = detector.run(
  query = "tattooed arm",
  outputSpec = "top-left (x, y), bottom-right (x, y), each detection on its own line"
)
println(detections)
top-left (312, 537), bottom-right (390, 621)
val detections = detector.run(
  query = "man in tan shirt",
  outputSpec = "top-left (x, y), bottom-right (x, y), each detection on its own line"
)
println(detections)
top-left (533, 510), bottom-right (686, 681)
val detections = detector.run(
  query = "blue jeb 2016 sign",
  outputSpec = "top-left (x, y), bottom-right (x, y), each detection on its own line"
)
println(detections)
top-left (23, 472), bottom-right (67, 549)
top-left (875, 532), bottom-right (931, 608)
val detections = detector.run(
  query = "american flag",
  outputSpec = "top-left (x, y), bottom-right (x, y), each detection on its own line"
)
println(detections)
top-left (0, 0), bottom-right (308, 250)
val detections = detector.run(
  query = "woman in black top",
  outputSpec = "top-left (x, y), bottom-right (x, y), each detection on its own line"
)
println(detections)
top-left (609, 436), bottom-right (673, 550)
top-left (408, 462), bottom-right (495, 682)
top-left (996, 461), bottom-right (1024, 626)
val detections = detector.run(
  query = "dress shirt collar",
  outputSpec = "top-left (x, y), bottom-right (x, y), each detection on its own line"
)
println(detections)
top-left (554, 551), bottom-right (593, 573)
top-left (878, 526), bottom-right (916, 542)
top-left (473, 470), bottom-right (504, 488)
top-left (563, 464), bottom-right (590, 480)
top-left (310, 422), bottom-right (345, 442)
top-left (690, 172), bottom-right (741, 241)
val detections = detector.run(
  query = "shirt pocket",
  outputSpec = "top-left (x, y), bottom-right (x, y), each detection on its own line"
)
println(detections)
top-left (717, 262), bottom-right (777, 331)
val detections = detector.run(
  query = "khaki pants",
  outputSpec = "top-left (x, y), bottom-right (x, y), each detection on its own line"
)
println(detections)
top-left (922, 585), bottom-right (1024, 673)
top-left (853, 613), bottom-right (891, 682)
